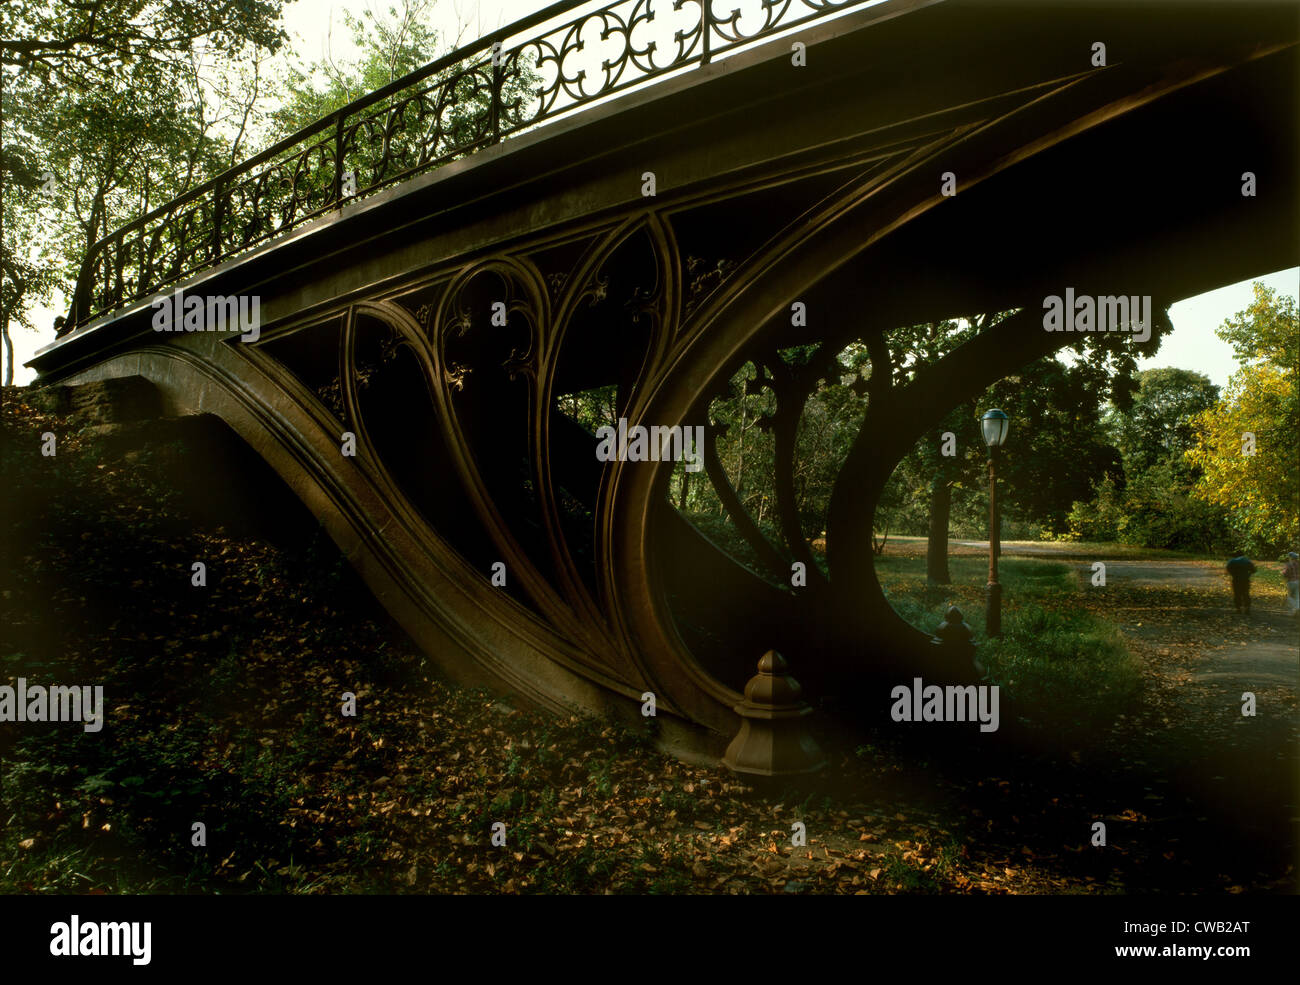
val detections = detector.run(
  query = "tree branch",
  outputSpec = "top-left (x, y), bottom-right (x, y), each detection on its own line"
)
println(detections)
top-left (702, 427), bottom-right (791, 583)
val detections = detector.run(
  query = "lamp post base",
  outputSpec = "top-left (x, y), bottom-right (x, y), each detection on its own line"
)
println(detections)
top-left (985, 582), bottom-right (1002, 638)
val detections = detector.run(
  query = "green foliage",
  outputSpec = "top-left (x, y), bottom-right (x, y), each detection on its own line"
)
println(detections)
top-left (1187, 284), bottom-right (1299, 555)
top-left (264, 0), bottom-right (541, 193)
top-left (981, 603), bottom-right (1143, 732)
top-left (1216, 282), bottom-right (1300, 376)
top-left (984, 357), bottom-right (1124, 535)
top-left (1107, 367), bottom-right (1219, 476)
top-left (789, 351), bottom-right (873, 534)
top-left (268, 2), bottom-right (448, 135)
top-left (1065, 366), bottom-right (1239, 553)
top-left (3, 0), bottom-right (521, 366)
top-left (556, 384), bottom-right (618, 435)
top-left (2, 0), bottom-right (291, 374)
top-left (880, 558), bottom-right (1143, 740)
top-left (1066, 462), bottom-right (1232, 553)
top-left (1056, 288), bottom-right (1298, 556)
top-left (881, 839), bottom-right (962, 893)
top-left (0, 1), bottom-right (289, 85)
top-left (1119, 462), bottom-right (1231, 552)
top-left (0, 150), bottom-right (60, 381)
top-left (679, 306), bottom-right (1154, 581)
top-left (1064, 476), bottom-right (1124, 543)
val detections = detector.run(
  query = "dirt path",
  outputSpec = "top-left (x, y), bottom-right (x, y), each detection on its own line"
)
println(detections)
top-left (1077, 559), bottom-right (1298, 890)
top-left (933, 539), bottom-right (1297, 689)
top-left (1083, 559), bottom-right (1228, 588)
top-left (903, 539), bottom-right (1300, 890)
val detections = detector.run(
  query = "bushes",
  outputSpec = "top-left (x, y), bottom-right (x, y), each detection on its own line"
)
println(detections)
top-left (1064, 477), bottom-right (1125, 543)
top-left (1066, 466), bottom-right (1233, 554)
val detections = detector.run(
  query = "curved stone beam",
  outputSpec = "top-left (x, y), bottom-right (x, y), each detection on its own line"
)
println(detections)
top-left (54, 336), bottom-right (715, 757)
top-left (608, 40), bottom-right (1298, 720)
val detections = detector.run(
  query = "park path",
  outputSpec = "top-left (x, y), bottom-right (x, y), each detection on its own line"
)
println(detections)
top-left (952, 538), bottom-right (1298, 686)
top-left (1010, 543), bottom-right (1297, 890)
top-left (988, 542), bottom-right (1299, 887)
top-left (825, 534), bottom-right (1294, 887)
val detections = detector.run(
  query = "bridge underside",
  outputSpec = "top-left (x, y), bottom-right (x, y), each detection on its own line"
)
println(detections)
top-left (32, 1), bottom-right (1299, 757)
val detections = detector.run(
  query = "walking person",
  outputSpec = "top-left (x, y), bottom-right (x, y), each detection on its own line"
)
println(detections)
top-left (1226, 551), bottom-right (1258, 614)
top-left (1284, 552), bottom-right (1299, 618)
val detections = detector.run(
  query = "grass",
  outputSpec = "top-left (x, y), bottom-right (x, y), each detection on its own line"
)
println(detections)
top-left (662, 503), bottom-right (1152, 744)
top-left (982, 605), bottom-right (1142, 733)
top-left (875, 535), bottom-right (1228, 562)
top-left (8, 389), bottom-right (1250, 895)
top-left (880, 837), bottom-right (963, 893)
top-left (879, 557), bottom-right (1144, 741)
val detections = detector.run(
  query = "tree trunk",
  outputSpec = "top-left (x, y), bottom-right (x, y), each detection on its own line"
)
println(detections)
top-left (926, 480), bottom-right (952, 585)
top-left (1, 64), bottom-right (6, 386)
top-left (734, 396), bottom-right (747, 506)
top-left (2, 319), bottom-right (12, 386)
top-left (825, 307), bottom-right (1054, 653)
top-left (873, 518), bottom-right (889, 554)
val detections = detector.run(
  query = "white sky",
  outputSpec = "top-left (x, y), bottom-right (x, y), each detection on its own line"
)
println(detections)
top-left (10, 0), bottom-right (1299, 387)
top-left (1156, 268), bottom-right (1299, 388)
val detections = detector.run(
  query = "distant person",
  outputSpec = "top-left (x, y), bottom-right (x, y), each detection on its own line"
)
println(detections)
top-left (1284, 552), bottom-right (1299, 618)
top-left (1225, 552), bottom-right (1258, 614)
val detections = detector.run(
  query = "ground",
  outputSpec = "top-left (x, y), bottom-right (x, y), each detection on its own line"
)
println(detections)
top-left (879, 536), bottom-right (1299, 894)
top-left (2, 391), bottom-right (1296, 894)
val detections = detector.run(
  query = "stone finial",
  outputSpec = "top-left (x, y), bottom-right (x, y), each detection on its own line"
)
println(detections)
top-left (931, 606), bottom-right (984, 678)
top-left (722, 650), bottom-right (825, 777)
top-left (934, 605), bottom-right (972, 643)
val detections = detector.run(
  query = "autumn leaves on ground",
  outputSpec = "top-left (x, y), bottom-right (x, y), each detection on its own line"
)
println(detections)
top-left (2, 390), bottom-right (1296, 895)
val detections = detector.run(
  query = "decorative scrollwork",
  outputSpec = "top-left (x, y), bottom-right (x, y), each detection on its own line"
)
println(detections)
top-left (514, 0), bottom-right (705, 123)
top-left (69, 0), bottom-right (876, 328)
top-left (444, 361), bottom-right (472, 391)
top-left (682, 254), bottom-right (738, 319)
top-left (342, 62), bottom-right (496, 189)
top-left (545, 271), bottom-right (571, 297)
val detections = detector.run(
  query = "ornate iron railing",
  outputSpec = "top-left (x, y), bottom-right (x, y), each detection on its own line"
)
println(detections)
top-left (66, 0), bottom-right (873, 329)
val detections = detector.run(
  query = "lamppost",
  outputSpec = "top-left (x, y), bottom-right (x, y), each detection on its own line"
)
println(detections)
top-left (981, 409), bottom-right (1010, 637)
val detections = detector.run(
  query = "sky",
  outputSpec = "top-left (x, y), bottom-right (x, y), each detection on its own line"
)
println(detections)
top-left (1153, 268), bottom-right (1298, 389)
top-left (10, 0), bottom-right (1299, 387)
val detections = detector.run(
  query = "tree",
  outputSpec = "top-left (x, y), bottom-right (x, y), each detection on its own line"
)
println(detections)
top-left (984, 355), bottom-right (1126, 537)
top-left (31, 57), bottom-right (225, 282)
top-left (1108, 367), bottom-right (1219, 476)
top-left (2, 0), bottom-right (291, 360)
top-left (269, 1), bottom-right (449, 134)
top-left (1187, 284), bottom-right (1299, 554)
top-left (914, 399), bottom-right (980, 584)
top-left (0, 143), bottom-right (59, 383)
top-left (1060, 366), bottom-right (1227, 552)
top-left (683, 305), bottom-right (1150, 600)
top-left (876, 317), bottom-right (985, 583)
top-left (1062, 366), bottom-right (1233, 553)
top-left (868, 313), bottom-right (1139, 582)
top-left (822, 292), bottom-right (1171, 670)
top-left (263, 0), bottom-right (529, 186)
top-left (0, 1), bottom-right (288, 86)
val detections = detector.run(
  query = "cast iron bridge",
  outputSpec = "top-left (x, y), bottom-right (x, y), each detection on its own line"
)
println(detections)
top-left (30, 0), bottom-right (1299, 757)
